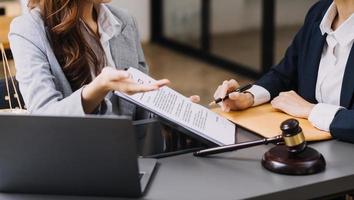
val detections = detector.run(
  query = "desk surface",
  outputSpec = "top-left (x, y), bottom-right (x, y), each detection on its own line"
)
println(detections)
top-left (0, 16), bottom-right (14, 49)
top-left (0, 129), bottom-right (354, 200)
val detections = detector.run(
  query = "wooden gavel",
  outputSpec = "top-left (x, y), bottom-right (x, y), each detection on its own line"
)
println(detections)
top-left (194, 119), bottom-right (326, 175)
top-left (194, 119), bottom-right (307, 157)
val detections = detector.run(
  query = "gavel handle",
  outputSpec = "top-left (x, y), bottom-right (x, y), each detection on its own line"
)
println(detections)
top-left (194, 135), bottom-right (283, 157)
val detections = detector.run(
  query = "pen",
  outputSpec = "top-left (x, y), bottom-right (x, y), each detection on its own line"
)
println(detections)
top-left (209, 84), bottom-right (253, 106)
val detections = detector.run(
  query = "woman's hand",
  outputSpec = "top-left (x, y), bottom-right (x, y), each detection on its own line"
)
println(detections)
top-left (189, 95), bottom-right (200, 103)
top-left (271, 91), bottom-right (315, 119)
top-left (95, 68), bottom-right (169, 95)
top-left (82, 67), bottom-right (170, 114)
top-left (213, 79), bottom-right (254, 112)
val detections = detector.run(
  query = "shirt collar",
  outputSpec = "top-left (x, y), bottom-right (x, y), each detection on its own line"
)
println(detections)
top-left (96, 4), bottom-right (121, 43)
top-left (320, 2), bottom-right (354, 46)
top-left (320, 3), bottom-right (337, 35)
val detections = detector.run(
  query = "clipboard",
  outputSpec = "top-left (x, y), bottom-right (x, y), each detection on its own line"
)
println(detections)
top-left (115, 68), bottom-right (236, 147)
top-left (213, 104), bottom-right (332, 142)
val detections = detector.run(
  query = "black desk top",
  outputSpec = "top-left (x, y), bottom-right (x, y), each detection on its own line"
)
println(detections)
top-left (1, 129), bottom-right (354, 200)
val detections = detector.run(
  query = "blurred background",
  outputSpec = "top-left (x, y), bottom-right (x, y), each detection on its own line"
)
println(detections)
top-left (0, 0), bottom-right (317, 105)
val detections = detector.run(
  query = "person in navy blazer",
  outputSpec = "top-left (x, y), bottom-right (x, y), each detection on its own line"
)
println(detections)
top-left (214, 0), bottom-right (354, 143)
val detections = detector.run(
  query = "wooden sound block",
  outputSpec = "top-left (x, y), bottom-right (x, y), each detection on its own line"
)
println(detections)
top-left (262, 145), bottom-right (326, 175)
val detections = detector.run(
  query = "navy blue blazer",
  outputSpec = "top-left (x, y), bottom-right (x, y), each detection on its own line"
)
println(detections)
top-left (256, 0), bottom-right (354, 143)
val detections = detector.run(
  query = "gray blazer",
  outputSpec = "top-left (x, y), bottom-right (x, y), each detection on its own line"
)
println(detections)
top-left (9, 5), bottom-right (148, 117)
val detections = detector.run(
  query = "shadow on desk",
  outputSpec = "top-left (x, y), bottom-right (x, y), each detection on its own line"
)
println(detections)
top-left (0, 194), bottom-right (125, 200)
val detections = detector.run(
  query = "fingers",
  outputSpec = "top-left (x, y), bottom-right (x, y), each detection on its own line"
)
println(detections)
top-left (213, 79), bottom-right (239, 99)
top-left (221, 103), bottom-right (231, 112)
top-left (97, 68), bottom-right (174, 97)
top-left (271, 96), bottom-right (299, 117)
top-left (189, 95), bottom-right (200, 103)
top-left (272, 92), bottom-right (299, 114)
top-left (271, 91), bottom-right (313, 118)
top-left (116, 79), bottom-right (170, 95)
top-left (102, 68), bottom-right (131, 81)
top-left (153, 79), bottom-right (170, 88)
top-left (102, 68), bottom-right (169, 90)
top-left (123, 83), bottom-right (159, 95)
top-left (270, 96), bottom-right (284, 110)
top-left (214, 85), bottom-right (223, 100)
top-left (219, 79), bottom-right (239, 99)
top-left (213, 79), bottom-right (252, 112)
top-left (273, 91), bottom-right (299, 109)
top-left (220, 92), bottom-right (239, 112)
top-left (228, 92), bottom-right (241, 100)
top-left (222, 92), bottom-right (253, 111)
top-left (228, 79), bottom-right (239, 91)
top-left (218, 81), bottom-right (229, 101)
top-left (278, 90), bottom-right (298, 98)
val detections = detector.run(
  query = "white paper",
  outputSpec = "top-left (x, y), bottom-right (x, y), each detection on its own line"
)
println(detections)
top-left (115, 68), bottom-right (236, 146)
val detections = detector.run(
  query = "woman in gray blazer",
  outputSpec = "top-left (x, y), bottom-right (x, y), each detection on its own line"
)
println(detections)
top-left (9, 0), bottom-right (169, 117)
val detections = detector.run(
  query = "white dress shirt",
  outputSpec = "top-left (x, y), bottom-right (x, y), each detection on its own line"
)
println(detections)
top-left (96, 4), bottom-right (121, 68)
top-left (248, 2), bottom-right (354, 132)
top-left (85, 4), bottom-right (123, 115)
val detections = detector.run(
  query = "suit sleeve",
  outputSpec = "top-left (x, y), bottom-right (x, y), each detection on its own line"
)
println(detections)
top-left (130, 16), bottom-right (151, 120)
top-left (255, 0), bottom-right (323, 99)
top-left (330, 109), bottom-right (354, 143)
top-left (9, 18), bottom-right (86, 116)
top-left (132, 16), bottom-right (149, 74)
top-left (255, 27), bottom-right (303, 99)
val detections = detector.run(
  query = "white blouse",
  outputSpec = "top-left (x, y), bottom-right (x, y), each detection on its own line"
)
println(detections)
top-left (248, 2), bottom-right (354, 132)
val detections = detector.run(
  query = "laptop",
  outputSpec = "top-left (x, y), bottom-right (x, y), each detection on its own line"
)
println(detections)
top-left (0, 114), bottom-right (157, 197)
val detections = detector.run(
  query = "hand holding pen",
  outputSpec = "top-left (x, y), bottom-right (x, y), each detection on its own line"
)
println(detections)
top-left (210, 80), bottom-right (254, 111)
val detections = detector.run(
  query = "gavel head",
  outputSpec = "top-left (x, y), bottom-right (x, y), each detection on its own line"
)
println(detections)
top-left (280, 119), bottom-right (307, 154)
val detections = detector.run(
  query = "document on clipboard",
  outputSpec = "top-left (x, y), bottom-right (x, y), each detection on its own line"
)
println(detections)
top-left (114, 68), bottom-right (236, 146)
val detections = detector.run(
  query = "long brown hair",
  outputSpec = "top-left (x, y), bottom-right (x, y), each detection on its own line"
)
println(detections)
top-left (28, 0), bottom-right (105, 91)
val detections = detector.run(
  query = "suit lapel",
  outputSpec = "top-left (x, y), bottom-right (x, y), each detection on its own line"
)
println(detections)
top-left (109, 25), bottom-right (139, 70)
top-left (108, 25), bottom-right (139, 116)
top-left (340, 46), bottom-right (354, 108)
top-left (302, 22), bottom-right (327, 103)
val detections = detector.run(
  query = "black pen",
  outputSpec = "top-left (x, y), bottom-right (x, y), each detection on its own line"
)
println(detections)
top-left (209, 84), bottom-right (253, 107)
